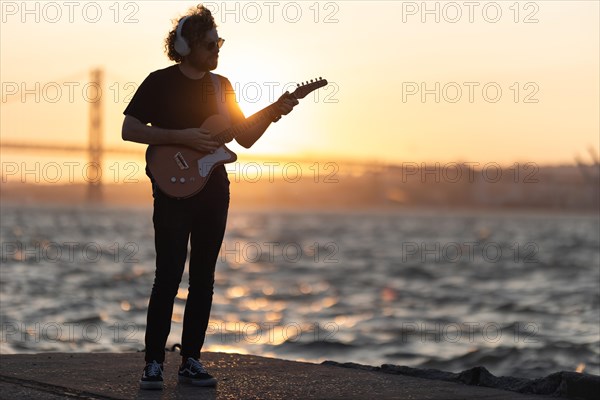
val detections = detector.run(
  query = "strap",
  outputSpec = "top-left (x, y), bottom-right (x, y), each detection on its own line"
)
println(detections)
top-left (209, 72), bottom-right (231, 122)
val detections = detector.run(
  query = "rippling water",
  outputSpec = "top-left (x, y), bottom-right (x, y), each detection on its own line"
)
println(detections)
top-left (1, 205), bottom-right (598, 378)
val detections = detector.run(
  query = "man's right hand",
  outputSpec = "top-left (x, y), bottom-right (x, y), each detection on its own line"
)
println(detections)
top-left (121, 116), bottom-right (221, 152)
top-left (178, 128), bottom-right (220, 152)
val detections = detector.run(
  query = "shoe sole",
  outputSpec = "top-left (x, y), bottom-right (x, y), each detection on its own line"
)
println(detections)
top-left (139, 380), bottom-right (164, 390)
top-left (178, 375), bottom-right (218, 387)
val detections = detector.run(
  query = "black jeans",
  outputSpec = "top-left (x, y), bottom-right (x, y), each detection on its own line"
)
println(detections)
top-left (145, 169), bottom-right (229, 363)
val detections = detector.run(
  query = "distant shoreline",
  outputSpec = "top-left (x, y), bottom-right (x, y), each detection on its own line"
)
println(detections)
top-left (2, 196), bottom-right (599, 217)
top-left (0, 182), bottom-right (598, 215)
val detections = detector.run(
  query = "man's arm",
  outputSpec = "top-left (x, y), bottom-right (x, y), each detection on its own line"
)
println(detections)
top-left (235, 92), bottom-right (299, 149)
top-left (235, 118), bottom-right (272, 149)
top-left (122, 115), bottom-right (219, 152)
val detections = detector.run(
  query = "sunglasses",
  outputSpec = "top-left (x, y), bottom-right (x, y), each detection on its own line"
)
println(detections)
top-left (198, 38), bottom-right (225, 51)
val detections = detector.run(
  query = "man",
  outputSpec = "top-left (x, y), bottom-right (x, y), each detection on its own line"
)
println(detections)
top-left (122, 5), bottom-right (297, 390)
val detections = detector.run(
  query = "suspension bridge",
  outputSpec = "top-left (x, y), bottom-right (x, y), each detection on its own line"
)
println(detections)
top-left (3, 69), bottom-right (596, 209)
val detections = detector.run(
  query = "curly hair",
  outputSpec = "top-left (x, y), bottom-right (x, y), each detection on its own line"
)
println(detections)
top-left (165, 5), bottom-right (217, 62)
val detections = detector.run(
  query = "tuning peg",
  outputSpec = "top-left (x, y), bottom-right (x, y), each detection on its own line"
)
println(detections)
top-left (297, 83), bottom-right (300, 87)
top-left (319, 76), bottom-right (322, 80)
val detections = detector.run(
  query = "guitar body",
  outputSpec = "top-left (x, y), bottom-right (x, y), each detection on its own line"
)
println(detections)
top-left (146, 114), bottom-right (237, 199)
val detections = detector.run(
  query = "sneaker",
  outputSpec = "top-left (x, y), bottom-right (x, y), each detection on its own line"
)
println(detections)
top-left (178, 357), bottom-right (217, 387)
top-left (139, 360), bottom-right (164, 390)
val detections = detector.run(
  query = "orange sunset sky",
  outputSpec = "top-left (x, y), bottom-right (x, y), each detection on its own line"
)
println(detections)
top-left (1, 0), bottom-right (599, 173)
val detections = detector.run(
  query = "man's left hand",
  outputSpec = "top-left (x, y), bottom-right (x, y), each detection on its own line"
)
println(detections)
top-left (276, 92), bottom-right (299, 116)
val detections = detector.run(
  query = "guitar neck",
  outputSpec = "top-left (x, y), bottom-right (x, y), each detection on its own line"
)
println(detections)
top-left (214, 103), bottom-right (281, 145)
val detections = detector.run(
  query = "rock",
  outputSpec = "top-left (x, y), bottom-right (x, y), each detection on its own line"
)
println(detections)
top-left (323, 361), bottom-right (600, 400)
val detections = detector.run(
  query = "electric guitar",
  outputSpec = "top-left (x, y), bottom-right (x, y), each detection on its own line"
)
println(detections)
top-left (146, 77), bottom-right (328, 199)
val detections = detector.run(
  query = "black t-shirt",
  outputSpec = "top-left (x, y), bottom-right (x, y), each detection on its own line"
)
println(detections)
top-left (124, 65), bottom-right (245, 196)
top-left (124, 65), bottom-right (244, 129)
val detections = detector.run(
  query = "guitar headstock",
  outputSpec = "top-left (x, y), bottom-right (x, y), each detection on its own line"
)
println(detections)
top-left (292, 77), bottom-right (328, 99)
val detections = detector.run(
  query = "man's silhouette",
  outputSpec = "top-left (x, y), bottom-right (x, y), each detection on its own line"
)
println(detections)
top-left (122, 5), bottom-right (297, 390)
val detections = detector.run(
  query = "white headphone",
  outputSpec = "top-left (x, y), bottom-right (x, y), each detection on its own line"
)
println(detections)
top-left (174, 16), bottom-right (191, 56)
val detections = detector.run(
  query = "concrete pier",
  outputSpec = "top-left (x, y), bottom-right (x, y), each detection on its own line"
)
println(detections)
top-left (0, 352), bottom-right (570, 399)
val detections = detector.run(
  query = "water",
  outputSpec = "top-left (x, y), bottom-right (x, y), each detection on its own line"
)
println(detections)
top-left (1, 205), bottom-right (598, 379)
